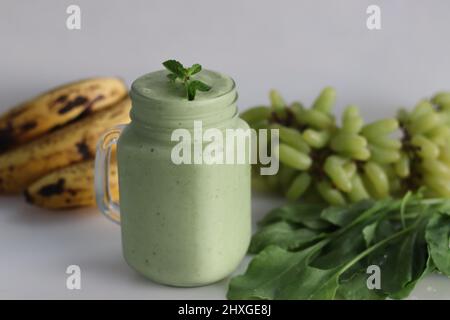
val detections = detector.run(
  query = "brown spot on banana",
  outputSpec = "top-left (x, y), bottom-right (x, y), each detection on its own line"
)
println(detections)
top-left (25, 160), bottom-right (119, 210)
top-left (0, 77), bottom-right (128, 152)
top-left (58, 96), bottom-right (89, 114)
top-left (0, 122), bottom-right (14, 152)
top-left (20, 121), bottom-right (38, 132)
top-left (76, 140), bottom-right (92, 160)
top-left (38, 178), bottom-right (65, 197)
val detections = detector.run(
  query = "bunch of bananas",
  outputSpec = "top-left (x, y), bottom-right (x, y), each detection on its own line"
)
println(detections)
top-left (242, 88), bottom-right (450, 205)
top-left (0, 78), bottom-right (128, 209)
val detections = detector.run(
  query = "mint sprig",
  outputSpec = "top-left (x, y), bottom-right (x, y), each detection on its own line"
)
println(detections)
top-left (162, 60), bottom-right (211, 101)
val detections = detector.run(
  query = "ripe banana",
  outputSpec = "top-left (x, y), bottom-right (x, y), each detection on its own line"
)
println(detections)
top-left (0, 97), bottom-right (131, 193)
top-left (0, 77), bottom-right (127, 152)
top-left (25, 160), bottom-right (119, 209)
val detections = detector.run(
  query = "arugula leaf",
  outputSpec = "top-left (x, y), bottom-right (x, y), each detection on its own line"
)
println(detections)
top-left (426, 212), bottom-right (450, 276)
top-left (320, 199), bottom-right (375, 227)
top-left (368, 226), bottom-right (425, 298)
top-left (249, 221), bottom-right (322, 254)
top-left (259, 203), bottom-right (329, 230)
top-left (311, 220), bottom-right (369, 269)
top-left (335, 270), bottom-right (387, 300)
top-left (362, 222), bottom-right (378, 247)
top-left (228, 242), bottom-right (344, 300)
top-left (229, 195), bottom-right (450, 300)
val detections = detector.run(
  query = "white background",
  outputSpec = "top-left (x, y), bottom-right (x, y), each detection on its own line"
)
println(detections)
top-left (0, 0), bottom-right (450, 299)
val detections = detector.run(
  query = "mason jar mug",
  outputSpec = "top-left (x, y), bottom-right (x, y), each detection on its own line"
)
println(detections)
top-left (95, 70), bottom-right (251, 287)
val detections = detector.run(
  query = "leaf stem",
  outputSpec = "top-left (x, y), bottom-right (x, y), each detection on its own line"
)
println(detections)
top-left (339, 223), bottom-right (416, 276)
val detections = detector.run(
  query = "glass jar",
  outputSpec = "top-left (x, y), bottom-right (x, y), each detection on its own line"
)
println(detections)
top-left (95, 70), bottom-right (251, 287)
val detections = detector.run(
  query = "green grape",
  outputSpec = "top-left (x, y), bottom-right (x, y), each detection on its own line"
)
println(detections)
top-left (368, 144), bottom-right (401, 164)
top-left (439, 144), bottom-right (450, 165)
top-left (409, 110), bottom-right (441, 135)
top-left (361, 119), bottom-right (399, 139)
top-left (315, 180), bottom-right (347, 205)
top-left (240, 106), bottom-right (270, 126)
top-left (438, 110), bottom-right (450, 126)
top-left (290, 101), bottom-right (304, 126)
top-left (312, 87), bottom-right (336, 114)
top-left (286, 172), bottom-right (311, 201)
top-left (411, 134), bottom-right (439, 159)
top-left (389, 176), bottom-right (402, 195)
top-left (381, 163), bottom-right (397, 180)
top-left (410, 100), bottom-right (434, 121)
top-left (431, 92), bottom-right (450, 108)
top-left (427, 125), bottom-right (450, 146)
top-left (269, 89), bottom-right (286, 109)
top-left (421, 159), bottom-right (450, 178)
top-left (269, 90), bottom-right (287, 120)
top-left (323, 156), bottom-right (352, 192)
top-left (363, 162), bottom-right (389, 197)
top-left (343, 161), bottom-right (357, 178)
top-left (302, 129), bottom-right (330, 148)
top-left (298, 109), bottom-right (334, 129)
top-left (367, 135), bottom-right (402, 149)
top-left (276, 143), bottom-right (312, 170)
top-left (394, 152), bottom-right (410, 178)
top-left (278, 165), bottom-right (298, 191)
top-left (270, 124), bottom-right (311, 153)
top-left (424, 175), bottom-right (450, 197)
top-left (342, 105), bottom-right (364, 133)
top-left (348, 174), bottom-right (370, 202)
top-left (330, 132), bottom-right (368, 154)
top-left (349, 147), bottom-right (371, 161)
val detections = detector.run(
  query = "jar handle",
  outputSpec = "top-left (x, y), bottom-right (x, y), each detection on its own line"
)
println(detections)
top-left (94, 124), bottom-right (124, 225)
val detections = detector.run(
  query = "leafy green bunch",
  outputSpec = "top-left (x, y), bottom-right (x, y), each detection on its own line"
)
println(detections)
top-left (162, 59), bottom-right (211, 101)
top-left (227, 193), bottom-right (450, 300)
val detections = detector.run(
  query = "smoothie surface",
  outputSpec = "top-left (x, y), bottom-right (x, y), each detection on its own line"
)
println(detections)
top-left (132, 69), bottom-right (235, 103)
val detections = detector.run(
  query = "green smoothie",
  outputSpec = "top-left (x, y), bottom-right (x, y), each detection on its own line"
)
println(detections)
top-left (116, 69), bottom-right (251, 286)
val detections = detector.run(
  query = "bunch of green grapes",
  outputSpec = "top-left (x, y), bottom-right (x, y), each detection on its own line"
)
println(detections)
top-left (241, 88), bottom-right (400, 205)
top-left (243, 88), bottom-right (450, 204)
top-left (395, 93), bottom-right (450, 197)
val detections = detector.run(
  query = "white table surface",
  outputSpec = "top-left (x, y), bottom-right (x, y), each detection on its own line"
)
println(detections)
top-left (1, 0), bottom-right (450, 299)
top-left (0, 192), bottom-right (449, 300)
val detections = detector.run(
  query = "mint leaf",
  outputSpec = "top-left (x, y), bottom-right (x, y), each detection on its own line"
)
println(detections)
top-left (162, 60), bottom-right (211, 101)
top-left (186, 80), bottom-right (211, 100)
top-left (187, 64), bottom-right (202, 76)
top-left (167, 73), bottom-right (178, 82)
top-left (190, 80), bottom-right (211, 92)
top-left (186, 82), bottom-right (196, 101)
top-left (162, 60), bottom-right (185, 78)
